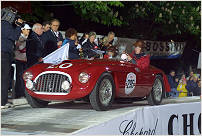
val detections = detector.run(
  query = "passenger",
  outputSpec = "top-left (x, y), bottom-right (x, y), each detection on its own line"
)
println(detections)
top-left (104, 46), bottom-right (118, 59)
top-left (82, 32), bottom-right (99, 59)
top-left (100, 31), bottom-right (115, 53)
top-left (124, 40), bottom-right (150, 69)
top-left (79, 32), bottom-right (89, 46)
top-left (62, 28), bottom-right (81, 60)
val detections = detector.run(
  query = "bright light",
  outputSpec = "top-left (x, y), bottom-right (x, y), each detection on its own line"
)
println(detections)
top-left (26, 80), bottom-right (34, 90)
top-left (61, 80), bottom-right (70, 91)
top-left (23, 72), bottom-right (33, 81)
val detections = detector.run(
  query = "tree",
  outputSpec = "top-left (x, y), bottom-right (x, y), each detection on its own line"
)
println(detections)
top-left (124, 1), bottom-right (201, 36)
top-left (72, 1), bottom-right (124, 26)
top-left (72, 1), bottom-right (200, 37)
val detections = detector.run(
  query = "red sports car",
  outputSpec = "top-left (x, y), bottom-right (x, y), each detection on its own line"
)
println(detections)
top-left (23, 59), bottom-right (170, 111)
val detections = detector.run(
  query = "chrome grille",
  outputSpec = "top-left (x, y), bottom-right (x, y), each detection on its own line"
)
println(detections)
top-left (34, 72), bottom-right (71, 94)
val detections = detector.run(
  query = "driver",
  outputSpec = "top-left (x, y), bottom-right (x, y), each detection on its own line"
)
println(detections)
top-left (124, 40), bottom-right (150, 69)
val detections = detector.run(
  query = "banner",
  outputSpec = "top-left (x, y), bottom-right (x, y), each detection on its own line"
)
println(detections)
top-left (43, 43), bottom-right (69, 65)
top-left (72, 101), bottom-right (201, 135)
top-left (115, 38), bottom-right (186, 59)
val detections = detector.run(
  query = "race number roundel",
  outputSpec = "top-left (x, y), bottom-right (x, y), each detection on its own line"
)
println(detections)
top-left (59, 63), bottom-right (73, 69)
top-left (125, 72), bottom-right (136, 95)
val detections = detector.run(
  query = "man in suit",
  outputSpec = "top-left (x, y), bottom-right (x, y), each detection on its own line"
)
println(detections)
top-left (42, 19), bottom-right (64, 57)
top-left (26, 23), bottom-right (44, 67)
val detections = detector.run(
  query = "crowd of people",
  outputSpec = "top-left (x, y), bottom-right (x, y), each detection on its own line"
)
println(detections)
top-left (1, 18), bottom-right (128, 107)
top-left (167, 70), bottom-right (201, 98)
top-left (1, 16), bottom-right (200, 108)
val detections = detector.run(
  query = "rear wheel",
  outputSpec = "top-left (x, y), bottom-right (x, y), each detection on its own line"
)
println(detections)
top-left (147, 75), bottom-right (164, 105)
top-left (89, 73), bottom-right (115, 111)
top-left (25, 90), bottom-right (49, 108)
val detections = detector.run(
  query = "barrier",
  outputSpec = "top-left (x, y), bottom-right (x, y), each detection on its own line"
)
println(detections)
top-left (72, 102), bottom-right (201, 135)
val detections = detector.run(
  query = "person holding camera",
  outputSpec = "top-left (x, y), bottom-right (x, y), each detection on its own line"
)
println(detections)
top-left (1, 9), bottom-right (24, 107)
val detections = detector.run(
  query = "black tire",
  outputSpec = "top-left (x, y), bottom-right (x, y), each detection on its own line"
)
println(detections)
top-left (147, 75), bottom-right (164, 106)
top-left (89, 73), bottom-right (115, 111)
top-left (25, 90), bottom-right (49, 108)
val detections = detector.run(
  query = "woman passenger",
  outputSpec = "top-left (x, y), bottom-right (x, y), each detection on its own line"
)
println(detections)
top-left (82, 32), bottom-right (99, 59)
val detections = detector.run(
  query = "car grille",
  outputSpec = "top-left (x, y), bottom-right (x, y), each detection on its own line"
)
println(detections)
top-left (33, 72), bottom-right (71, 94)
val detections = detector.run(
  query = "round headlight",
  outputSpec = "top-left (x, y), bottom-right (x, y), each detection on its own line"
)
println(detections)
top-left (23, 72), bottom-right (33, 81)
top-left (61, 80), bottom-right (70, 91)
top-left (26, 80), bottom-right (34, 90)
top-left (79, 72), bottom-right (89, 83)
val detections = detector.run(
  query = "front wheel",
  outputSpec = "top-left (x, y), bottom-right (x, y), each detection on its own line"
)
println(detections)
top-left (89, 73), bottom-right (115, 111)
top-left (25, 90), bottom-right (49, 108)
top-left (147, 75), bottom-right (164, 106)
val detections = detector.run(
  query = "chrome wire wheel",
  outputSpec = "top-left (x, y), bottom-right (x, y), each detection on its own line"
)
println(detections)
top-left (99, 79), bottom-right (113, 106)
top-left (152, 78), bottom-right (163, 102)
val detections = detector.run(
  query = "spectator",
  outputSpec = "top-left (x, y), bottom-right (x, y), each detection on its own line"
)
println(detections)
top-left (100, 31), bottom-right (115, 53)
top-left (62, 28), bottom-right (81, 60)
top-left (179, 74), bottom-right (187, 84)
top-left (83, 32), bottom-right (99, 59)
top-left (186, 71), bottom-right (194, 81)
top-left (14, 24), bottom-right (31, 98)
top-left (79, 32), bottom-right (89, 46)
top-left (42, 21), bottom-right (50, 32)
top-left (186, 74), bottom-right (199, 96)
top-left (174, 76), bottom-right (179, 89)
top-left (195, 80), bottom-right (201, 96)
top-left (126, 40), bottom-right (150, 69)
top-left (26, 23), bottom-right (44, 67)
top-left (1, 17), bottom-right (23, 107)
top-left (167, 70), bottom-right (178, 97)
top-left (177, 74), bottom-right (188, 97)
top-left (42, 19), bottom-right (64, 57)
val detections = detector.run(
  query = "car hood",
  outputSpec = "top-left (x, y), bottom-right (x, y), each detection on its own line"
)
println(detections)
top-left (24, 59), bottom-right (119, 78)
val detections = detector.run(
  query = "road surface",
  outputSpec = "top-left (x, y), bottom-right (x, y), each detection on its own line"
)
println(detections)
top-left (1, 96), bottom-right (200, 135)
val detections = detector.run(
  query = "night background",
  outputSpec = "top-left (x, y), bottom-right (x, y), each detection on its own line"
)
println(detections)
top-left (2, 1), bottom-right (201, 75)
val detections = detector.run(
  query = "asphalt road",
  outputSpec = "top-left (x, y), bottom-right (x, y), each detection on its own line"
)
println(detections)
top-left (1, 97), bottom-right (201, 135)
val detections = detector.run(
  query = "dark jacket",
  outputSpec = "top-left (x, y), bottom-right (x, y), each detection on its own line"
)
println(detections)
top-left (130, 52), bottom-right (150, 69)
top-left (173, 81), bottom-right (179, 89)
top-left (195, 86), bottom-right (201, 96)
top-left (186, 80), bottom-right (198, 96)
top-left (167, 75), bottom-right (175, 89)
top-left (26, 32), bottom-right (44, 67)
top-left (41, 29), bottom-right (64, 57)
top-left (79, 37), bottom-right (87, 46)
top-left (63, 38), bottom-right (80, 60)
top-left (1, 21), bottom-right (21, 54)
top-left (82, 39), bottom-right (98, 58)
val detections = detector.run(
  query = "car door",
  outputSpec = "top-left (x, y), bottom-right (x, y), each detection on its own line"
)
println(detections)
top-left (117, 61), bottom-right (153, 98)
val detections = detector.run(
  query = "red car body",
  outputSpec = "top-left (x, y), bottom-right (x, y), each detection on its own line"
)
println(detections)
top-left (23, 59), bottom-right (170, 110)
top-left (24, 59), bottom-right (170, 99)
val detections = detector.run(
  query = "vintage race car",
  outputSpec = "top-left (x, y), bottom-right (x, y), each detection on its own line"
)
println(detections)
top-left (23, 58), bottom-right (170, 111)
